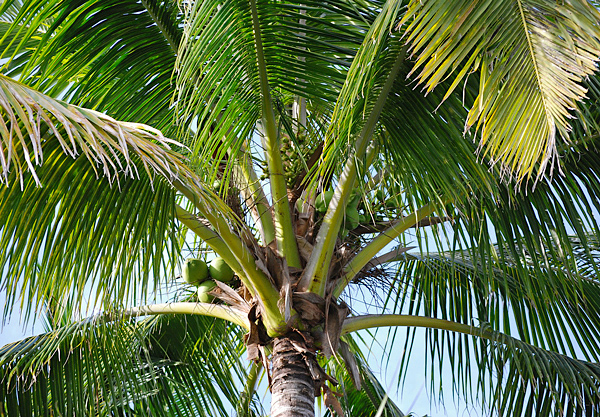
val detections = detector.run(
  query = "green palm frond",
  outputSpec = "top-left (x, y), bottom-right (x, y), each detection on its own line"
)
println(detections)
top-left (343, 314), bottom-right (600, 417)
top-left (317, 1), bottom-right (406, 182)
top-left (174, 0), bottom-right (380, 177)
top-left (0, 0), bottom-right (182, 132)
top-left (0, 313), bottom-right (250, 416)
top-left (0, 75), bottom-right (208, 320)
top-left (391, 234), bottom-right (600, 360)
top-left (375, 76), bottom-right (600, 334)
top-left (400, 0), bottom-right (600, 181)
top-left (367, 234), bottom-right (600, 416)
top-left (437, 136), bottom-right (600, 352)
top-left (0, 0), bottom-right (21, 22)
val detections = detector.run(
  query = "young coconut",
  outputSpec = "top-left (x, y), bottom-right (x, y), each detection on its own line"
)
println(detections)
top-left (315, 190), bottom-right (334, 213)
top-left (182, 258), bottom-right (209, 285)
top-left (197, 280), bottom-right (217, 303)
top-left (209, 257), bottom-right (234, 282)
top-left (344, 206), bottom-right (360, 230)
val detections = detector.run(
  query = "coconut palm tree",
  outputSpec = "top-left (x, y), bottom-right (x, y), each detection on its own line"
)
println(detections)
top-left (2, 0), bottom-right (600, 415)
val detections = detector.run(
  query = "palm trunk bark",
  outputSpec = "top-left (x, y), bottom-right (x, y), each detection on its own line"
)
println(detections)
top-left (270, 336), bottom-right (315, 417)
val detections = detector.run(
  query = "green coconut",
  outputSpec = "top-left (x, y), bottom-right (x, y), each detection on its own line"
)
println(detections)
top-left (295, 195), bottom-right (306, 213)
top-left (197, 281), bottom-right (217, 303)
top-left (315, 190), bottom-right (334, 213)
top-left (348, 191), bottom-right (361, 209)
top-left (358, 214), bottom-right (366, 224)
top-left (344, 207), bottom-right (360, 230)
top-left (182, 258), bottom-right (209, 285)
top-left (209, 257), bottom-right (235, 282)
top-left (386, 199), bottom-right (399, 209)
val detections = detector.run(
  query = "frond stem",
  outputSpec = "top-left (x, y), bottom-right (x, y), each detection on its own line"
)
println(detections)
top-left (249, 0), bottom-right (301, 267)
top-left (334, 202), bottom-right (437, 297)
top-left (343, 314), bottom-right (491, 341)
top-left (237, 149), bottom-right (275, 245)
top-left (300, 45), bottom-right (408, 295)
top-left (126, 302), bottom-right (250, 330)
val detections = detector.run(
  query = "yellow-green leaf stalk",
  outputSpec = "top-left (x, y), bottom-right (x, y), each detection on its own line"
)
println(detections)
top-left (127, 302), bottom-right (250, 330)
top-left (249, 0), bottom-right (301, 267)
top-left (236, 149), bottom-right (275, 245)
top-left (334, 202), bottom-right (438, 298)
top-left (299, 44), bottom-right (408, 296)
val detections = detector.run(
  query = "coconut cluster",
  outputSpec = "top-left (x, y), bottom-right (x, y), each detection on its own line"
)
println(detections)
top-left (182, 257), bottom-right (235, 303)
top-left (310, 187), bottom-right (406, 238)
top-left (312, 190), bottom-right (362, 238)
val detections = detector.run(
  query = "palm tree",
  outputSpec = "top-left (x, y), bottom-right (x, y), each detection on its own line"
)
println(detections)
top-left (2, 0), bottom-right (600, 415)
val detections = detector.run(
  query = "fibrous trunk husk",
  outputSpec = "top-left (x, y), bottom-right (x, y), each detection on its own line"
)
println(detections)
top-left (270, 336), bottom-right (315, 417)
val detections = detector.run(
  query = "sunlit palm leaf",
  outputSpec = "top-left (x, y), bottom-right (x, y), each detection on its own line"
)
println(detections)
top-left (400, 0), bottom-right (600, 181)
top-left (0, 75), bottom-right (206, 320)
top-left (0, 75), bottom-right (191, 186)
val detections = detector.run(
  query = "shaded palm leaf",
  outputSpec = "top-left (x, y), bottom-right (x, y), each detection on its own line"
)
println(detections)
top-left (376, 64), bottom-right (494, 206)
top-left (0, 0), bottom-right (182, 133)
top-left (0, 313), bottom-right (250, 416)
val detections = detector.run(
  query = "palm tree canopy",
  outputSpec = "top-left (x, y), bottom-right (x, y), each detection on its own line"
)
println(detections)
top-left (1, 0), bottom-right (600, 416)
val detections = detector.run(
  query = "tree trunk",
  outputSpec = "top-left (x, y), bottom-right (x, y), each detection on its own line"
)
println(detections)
top-left (270, 336), bottom-right (315, 417)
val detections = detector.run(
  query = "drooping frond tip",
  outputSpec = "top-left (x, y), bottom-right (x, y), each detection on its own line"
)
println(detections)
top-left (0, 75), bottom-right (196, 191)
top-left (400, 0), bottom-right (600, 183)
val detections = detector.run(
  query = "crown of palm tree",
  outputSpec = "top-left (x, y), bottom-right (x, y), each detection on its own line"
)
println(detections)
top-left (2, 0), bottom-right (600, 416)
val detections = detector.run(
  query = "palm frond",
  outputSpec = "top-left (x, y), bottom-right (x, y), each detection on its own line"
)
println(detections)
top-left (365, 234), bottom-right (600, 416)
top-left (344, 314), bottom-right (600, 417)
top-left (0, 0), bottom-right (182, 133)
top-left (400, 0), bottom-right (600, 181)
top-left (0, 75), bottom-right (208, 320)
top-left (0, 313), bottom-right (250, 416)
top-left (390, 234), bottom-right (600, 361)
top-left (174, 0), bottom-right (381, 180)
top-left (318, 0), bottom-right (404, 180)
